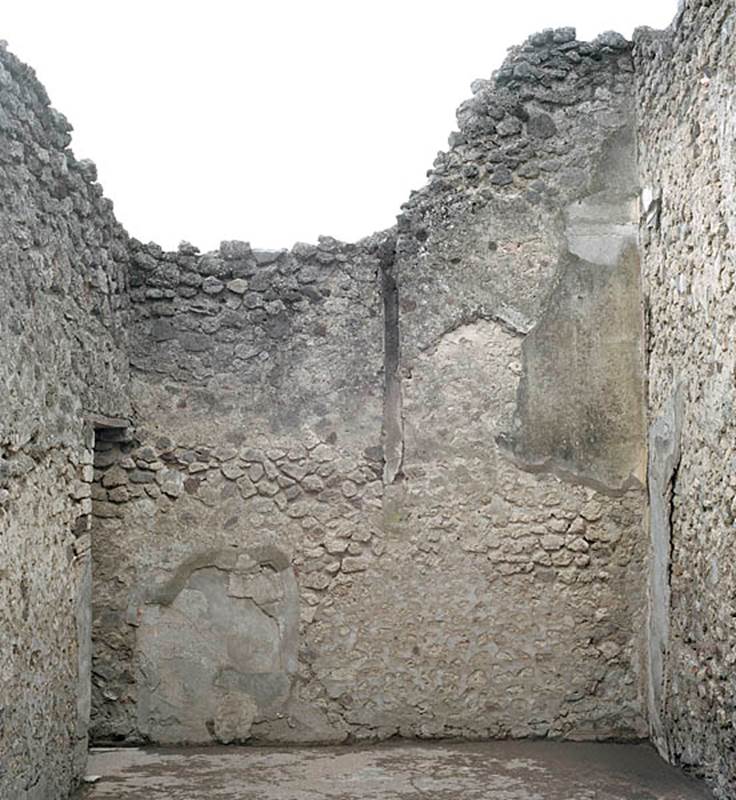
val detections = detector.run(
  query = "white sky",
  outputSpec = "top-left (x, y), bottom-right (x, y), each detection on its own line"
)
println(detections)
top-left (4, 1), bottom-right (677, 252)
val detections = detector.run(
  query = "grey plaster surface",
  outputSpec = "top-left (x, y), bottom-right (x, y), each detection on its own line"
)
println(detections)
top-left (75, 741), bottom-right (713, 799)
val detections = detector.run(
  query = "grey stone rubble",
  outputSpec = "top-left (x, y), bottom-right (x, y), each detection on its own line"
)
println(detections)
top-left (635, 2), bottom-right (736, 797)
top-left (0, 3), bottom-right (734, 800)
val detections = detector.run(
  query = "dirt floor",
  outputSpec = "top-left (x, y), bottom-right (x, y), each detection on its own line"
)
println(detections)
top-left (73, 740), bottom-right (714, 799)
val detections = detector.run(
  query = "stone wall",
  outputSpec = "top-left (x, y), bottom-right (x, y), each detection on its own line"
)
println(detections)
top-left (5, 7), bottom-right (736, 798)
top-left (634, 2), bottom-right (736, 797)
top-left (90, 235), bottom-right (386, 744)
top-left (0, 43), bottom-right (131, 799)
top-left (386, 29), bottom-right (648, 740)
top-left (88, 29), bottom-right (650, 748)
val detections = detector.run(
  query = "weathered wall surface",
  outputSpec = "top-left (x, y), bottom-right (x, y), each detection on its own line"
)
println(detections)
top-left (88, 30), bottom-right (649, 748)
top-left (8, 7), bottom-right (736, 796)
top-left (389, 30), bottom-right (648, 739)
top-left (0, 42), bottom-right (131, 800)
top-left (90, 236), bottom-right (386, 744)
top-left (635, 3), bottom-right (736, 797)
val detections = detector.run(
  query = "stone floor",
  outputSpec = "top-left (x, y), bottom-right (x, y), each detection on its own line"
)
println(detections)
top-left (74, 740), bottom-right (713, 799)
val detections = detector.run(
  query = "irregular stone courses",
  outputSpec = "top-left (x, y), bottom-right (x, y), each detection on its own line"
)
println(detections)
top-left (635, 2), bottom-right (736, 796)
top-left (1, 7), bottom-right (734, 800)
top-left (0, 37), bottom-right (130, 800)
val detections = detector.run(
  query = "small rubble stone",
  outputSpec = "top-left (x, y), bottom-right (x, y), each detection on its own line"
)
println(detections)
top-left (342, 556), bottom-right (369, 573)
top-left (129, 470), bottom-right (156, 484)
top-left (226, 278), bottom-right (248, 294)
top-left (102, 466), bottom-right (127, 488)
top-left (222, 462), bottom-right (245, 480)
top-left (108, 486), bottom-right (130, 503)
top-left (248, 463), bottom-right (264, 482)
top-left (490, 165), bottom-right (513, 185)
top-left (157, 469), bottom-right (184, 498)
top-left (202, 276), bottom-right (224, 294)
top-left (527, 113), bottom-right (557, 139)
